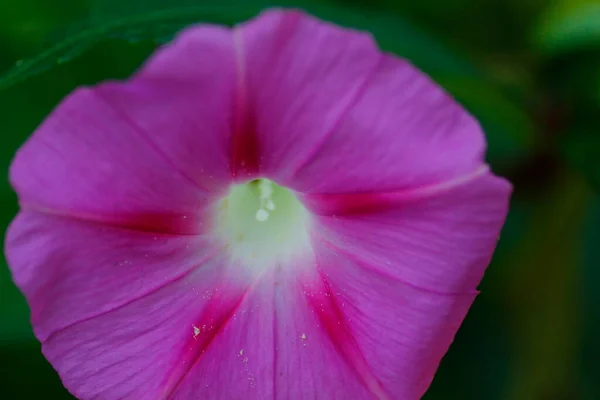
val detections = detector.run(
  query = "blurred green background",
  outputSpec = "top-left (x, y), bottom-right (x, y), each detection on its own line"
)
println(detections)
top-left (0, 0), bottom-right (599, 399)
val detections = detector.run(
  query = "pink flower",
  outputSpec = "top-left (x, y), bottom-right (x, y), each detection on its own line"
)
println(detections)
top-left (4, 9), bottom-right (511, 400)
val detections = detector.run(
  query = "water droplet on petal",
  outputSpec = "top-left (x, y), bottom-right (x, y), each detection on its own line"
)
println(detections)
top-left (256, 209), bottom-right (269, 222)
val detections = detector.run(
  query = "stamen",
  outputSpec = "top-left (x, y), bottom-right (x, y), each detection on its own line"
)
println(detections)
top-left (214, 178), bottom-right (312, 274)
top-left (255, 179), bottom-right (276, 222)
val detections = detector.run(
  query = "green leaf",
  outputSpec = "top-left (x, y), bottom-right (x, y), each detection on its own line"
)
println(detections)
top-left (0, 342), bottom-right (74, 398)
top-left (498, 172), bottom-right (589, 400)
top-left (436, 75), bottom-right (535, 169)
top-left (534, 0), bottom-right (600, 54)
top-left (0, 262), bottom-right (34, 343)
top-left (562, 127), bottom-right (600, 192)
top-left (582, 198), bottom-right (600, 400)
top-left (0, 192), bottom-right (32, 343)
top-left (424, 292), bottom-right (511, 400)
top-left (0, 0), bottom-right (481, 90)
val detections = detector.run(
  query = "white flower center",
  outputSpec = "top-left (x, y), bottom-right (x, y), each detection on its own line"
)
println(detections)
top-left (213, 179), bottom-right (313, 275)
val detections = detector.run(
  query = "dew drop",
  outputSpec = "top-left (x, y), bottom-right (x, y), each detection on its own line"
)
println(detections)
top-left (256, 209), bottom-right (269, 222)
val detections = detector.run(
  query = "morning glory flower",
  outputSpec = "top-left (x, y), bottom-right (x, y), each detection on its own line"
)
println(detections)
top-left (5, 9), bottom-right (511, 400)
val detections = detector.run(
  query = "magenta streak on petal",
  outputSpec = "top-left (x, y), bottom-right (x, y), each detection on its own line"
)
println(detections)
top-left (231, 27), bottom-right (260, 180)
top-left (19, 202), bottom-right (206, 236)
top-left (305, 269), bottom-right (390, 400)
top-left (285, 54), bottom-right (385, 180)
top-left (163, 285), bottom-right (250, 398)
top-left (319, 238), bottom-right (478, 296)
top-left (42, 247), bottom-right (224, 344)
top-left (93, 88), bottom-right (213, 194)
top-left (300, 164), bottom-right (490, 216)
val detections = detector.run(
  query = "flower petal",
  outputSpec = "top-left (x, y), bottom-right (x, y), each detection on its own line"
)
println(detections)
top-left (240, 10), bottom-right (485, 193)
top-left (10, 25), bottom-right (236, 233)
top-left (311, 243), bottom-right (477, 399)
top-left (304, 173), bottom-right (511, 293)
top-left (169, 266), bottom-right (376, 399)
top-left (274, 266), bottom-right (385, 399)
top-left (42, 264), bottom-right (248, 400)
top-left (238, 9), bottom-right (381, 181)
top-left (103, 24), bottom-right (237, 190)
top-left (166, 276), bottom-right (277, 399)
top-left (4, 212), bottom-right (219, 342)
top-left (6, 211), bottom-right (252, 399)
